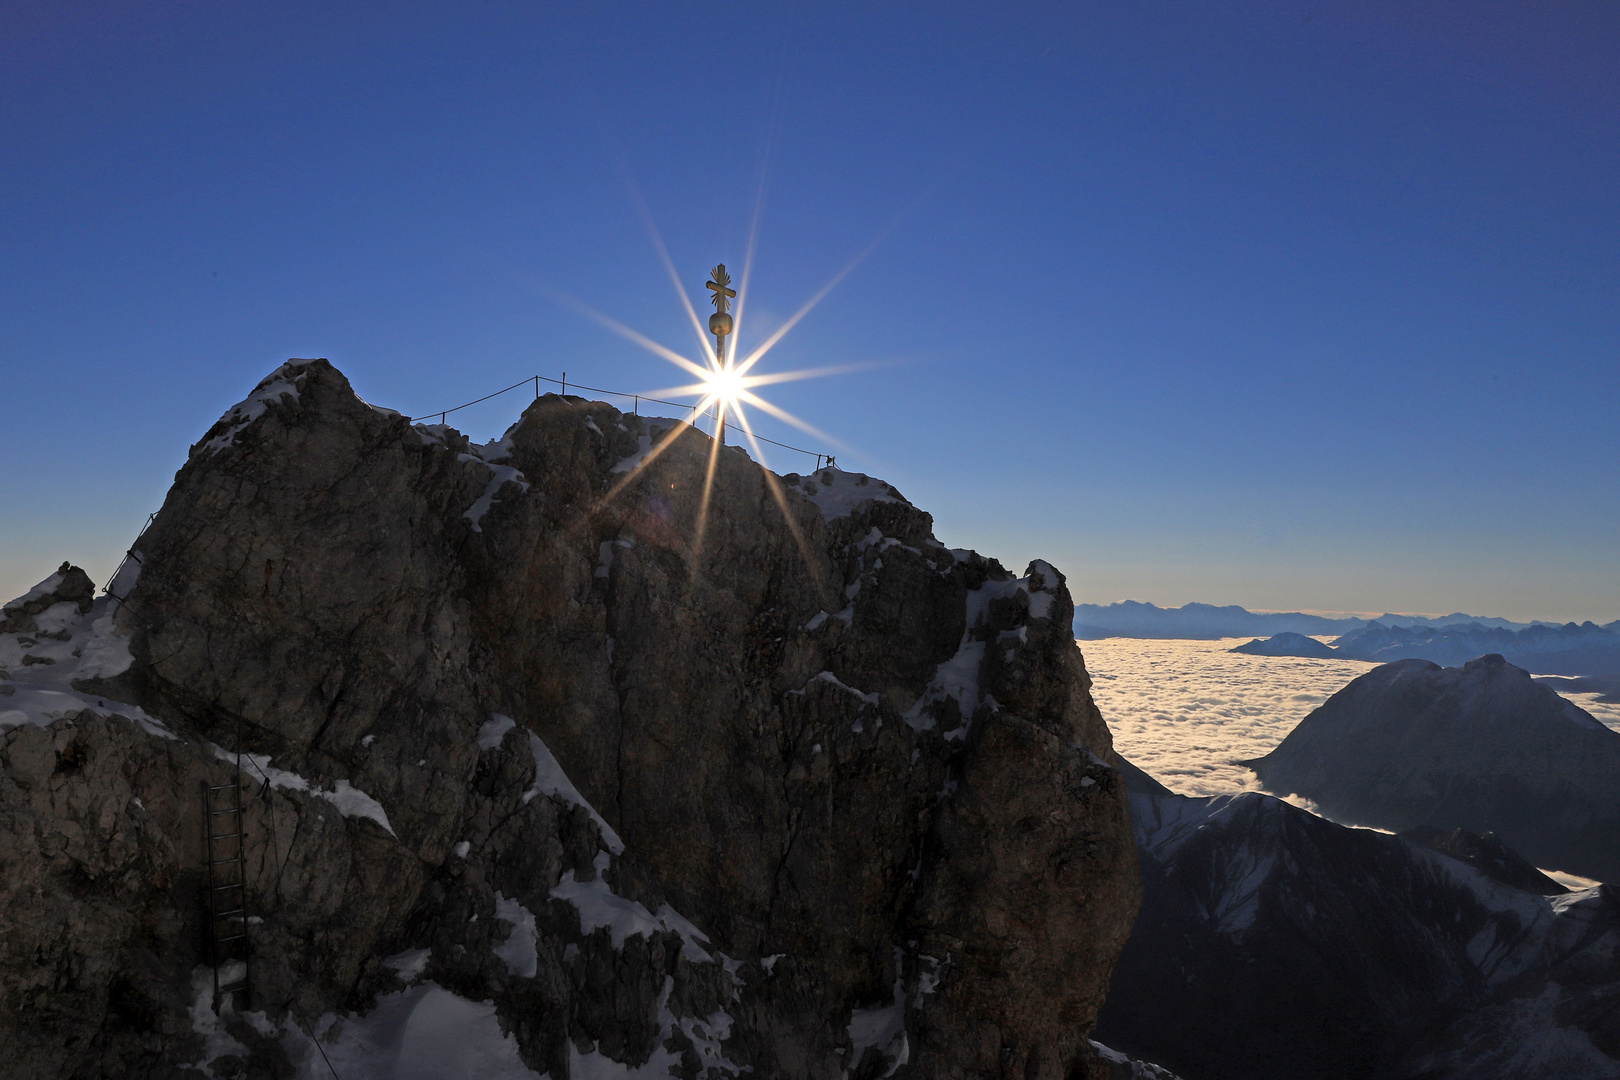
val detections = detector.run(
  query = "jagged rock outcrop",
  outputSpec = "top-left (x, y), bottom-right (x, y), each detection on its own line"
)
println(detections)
top-left (1097, 775), bottom-right (1620, 1080)
top-left (1, 358), bottom-right (1139, 1079)
top-left (1, 563), bottom-right (96, 634)
top-left (1250, 654), bottom-right (1620, 883)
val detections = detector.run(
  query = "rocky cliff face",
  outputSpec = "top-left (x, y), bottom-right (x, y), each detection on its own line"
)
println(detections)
top-left (1, 358), bottom-right (1139, 1079)
top-left (1250, 654), bottom-right (1620, 883)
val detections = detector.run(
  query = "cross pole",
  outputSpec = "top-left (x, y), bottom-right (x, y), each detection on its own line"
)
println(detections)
top-left (706, 264), bottom-right (735, 445)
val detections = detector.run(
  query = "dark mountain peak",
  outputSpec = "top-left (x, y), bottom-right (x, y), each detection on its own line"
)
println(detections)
top-left (1253, 654), bottom-right (1620, 882)
top-left (1229, 631), bottom-right (1338, 658)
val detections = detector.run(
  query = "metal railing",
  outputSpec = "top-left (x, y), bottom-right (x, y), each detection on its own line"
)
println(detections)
top-left (410, 372), bottom-right (837, 471)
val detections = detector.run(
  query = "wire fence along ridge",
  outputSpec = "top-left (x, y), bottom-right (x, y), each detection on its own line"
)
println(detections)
top-left (409, 372), bottom-right (836, 469)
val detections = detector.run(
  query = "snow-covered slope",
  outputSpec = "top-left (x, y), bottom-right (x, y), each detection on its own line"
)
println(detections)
top-left (1, 563), bottom-right (170, 739)
top-left (1099, 776), bottom-right (1620, 1080)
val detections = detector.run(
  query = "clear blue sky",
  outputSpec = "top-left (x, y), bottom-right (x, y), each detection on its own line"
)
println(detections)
top-left (3, 1), bottom-right (1616, 621)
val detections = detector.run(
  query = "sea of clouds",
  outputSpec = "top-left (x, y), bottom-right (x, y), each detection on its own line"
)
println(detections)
top-left (1082, 637), bottom-right (1620, 798)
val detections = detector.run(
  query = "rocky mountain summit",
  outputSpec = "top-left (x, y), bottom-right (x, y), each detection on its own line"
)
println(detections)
top-left (1251, 654), bottom-right (1620, 883)
top-left (0, 359), bottom-right (1140, 1079)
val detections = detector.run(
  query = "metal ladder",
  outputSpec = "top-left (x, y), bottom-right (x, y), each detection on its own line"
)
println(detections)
top-left (203, 751), bottom-right (251, 1011)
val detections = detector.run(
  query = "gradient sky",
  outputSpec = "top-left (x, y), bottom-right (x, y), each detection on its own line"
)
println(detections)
top-left (3, 1), bottom-right (1617, 621)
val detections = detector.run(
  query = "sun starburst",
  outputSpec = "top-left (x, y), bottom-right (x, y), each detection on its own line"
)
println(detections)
top-left (564, 193), bottom-right (890, 579)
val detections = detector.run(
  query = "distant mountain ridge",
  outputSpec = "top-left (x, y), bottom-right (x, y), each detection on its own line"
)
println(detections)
top-left (1330, 620), bottom-right (1620, 676)
top-left (1070, 599), bottom-right (1580, 640)
top-left (1228, 620), bottom-right (1620, 677)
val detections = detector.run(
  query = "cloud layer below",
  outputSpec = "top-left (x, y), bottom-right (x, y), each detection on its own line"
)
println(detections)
top-left (1082, 637), bottom-right (1620, 799)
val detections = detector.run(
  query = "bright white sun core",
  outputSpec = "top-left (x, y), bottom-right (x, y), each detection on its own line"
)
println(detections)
top-left (565, 240), bottom-right (883, 565)
top-left (702, 364), bottom-right (746, 408)
top-left (565, 272), bottom-right (866, 471)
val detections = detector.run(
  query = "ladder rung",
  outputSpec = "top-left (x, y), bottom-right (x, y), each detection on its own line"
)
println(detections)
top-left (212, 883), bottom-right (243, 892)
top-left (210, 808), bottom-right (241, 816)
top-left (214, 933), bottom-right (247, 943)
top-left (214, 909), bottom-right (246, 919)
top-left (208, 784), bottom-right (240, 792)
top-left (213, 856), bottom-right (242, 865)
top-left (210, 833), bottom-right (241, 841)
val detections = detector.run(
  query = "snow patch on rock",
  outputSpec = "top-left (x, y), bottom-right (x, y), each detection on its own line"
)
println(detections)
top-left (492, 893), bottom-right (539, 978)
top-left (552, 851), bottom-right (714, 963)
top-left (287, 983), bottom-right (544, 1080)
top-left (609, 420), bottom-right (683, 475)
top-left (383, 948), bottom-right (431, 984)
top-left (785, 469), bottom-right (908, 521)
top-left (475, 714), bottom-right (516, 751)
top-left (791, 670), bottom-right (880, 706)
top-left (845, 951), bottom-right (910, 1078)
top-left (1, 578), bottom-right (171, 739)
top-left (211, 744), bottom-right (395, 837)
top-left (458, 446), bottom-right (530, 532)
top-left (199, 360), bottom-right (315, 457)
top-left (568, 977), bottom-right (745, 1078)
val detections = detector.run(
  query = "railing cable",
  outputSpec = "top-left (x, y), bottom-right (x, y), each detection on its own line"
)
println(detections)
top-left (408, 372), bottom-right (835, 468)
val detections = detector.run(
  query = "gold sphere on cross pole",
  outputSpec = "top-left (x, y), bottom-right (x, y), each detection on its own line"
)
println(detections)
top-left (709, 311), bottom-right (733, 337)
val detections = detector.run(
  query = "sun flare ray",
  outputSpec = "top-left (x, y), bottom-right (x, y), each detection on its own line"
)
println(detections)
top-left (573, 193), bottom-right (893, 583)
top-left (731, 362), bottom-right (875, 388)
top-left (552, 293), bottom-right (713, 381)
top-left (734, 235), bottom-right (884, 377)
top-left (626, 178), bottom-right (722, 368)
top-left (595, 393), bottom-right (718, 509)
top-left (692, 422), bottom-right (726, 562)
top-left (730, 155), bottom-right (771, 372)
top-left (735, 388), bottom-right (849, 453)
top-left (734, 408), bottom-right (830, 597)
